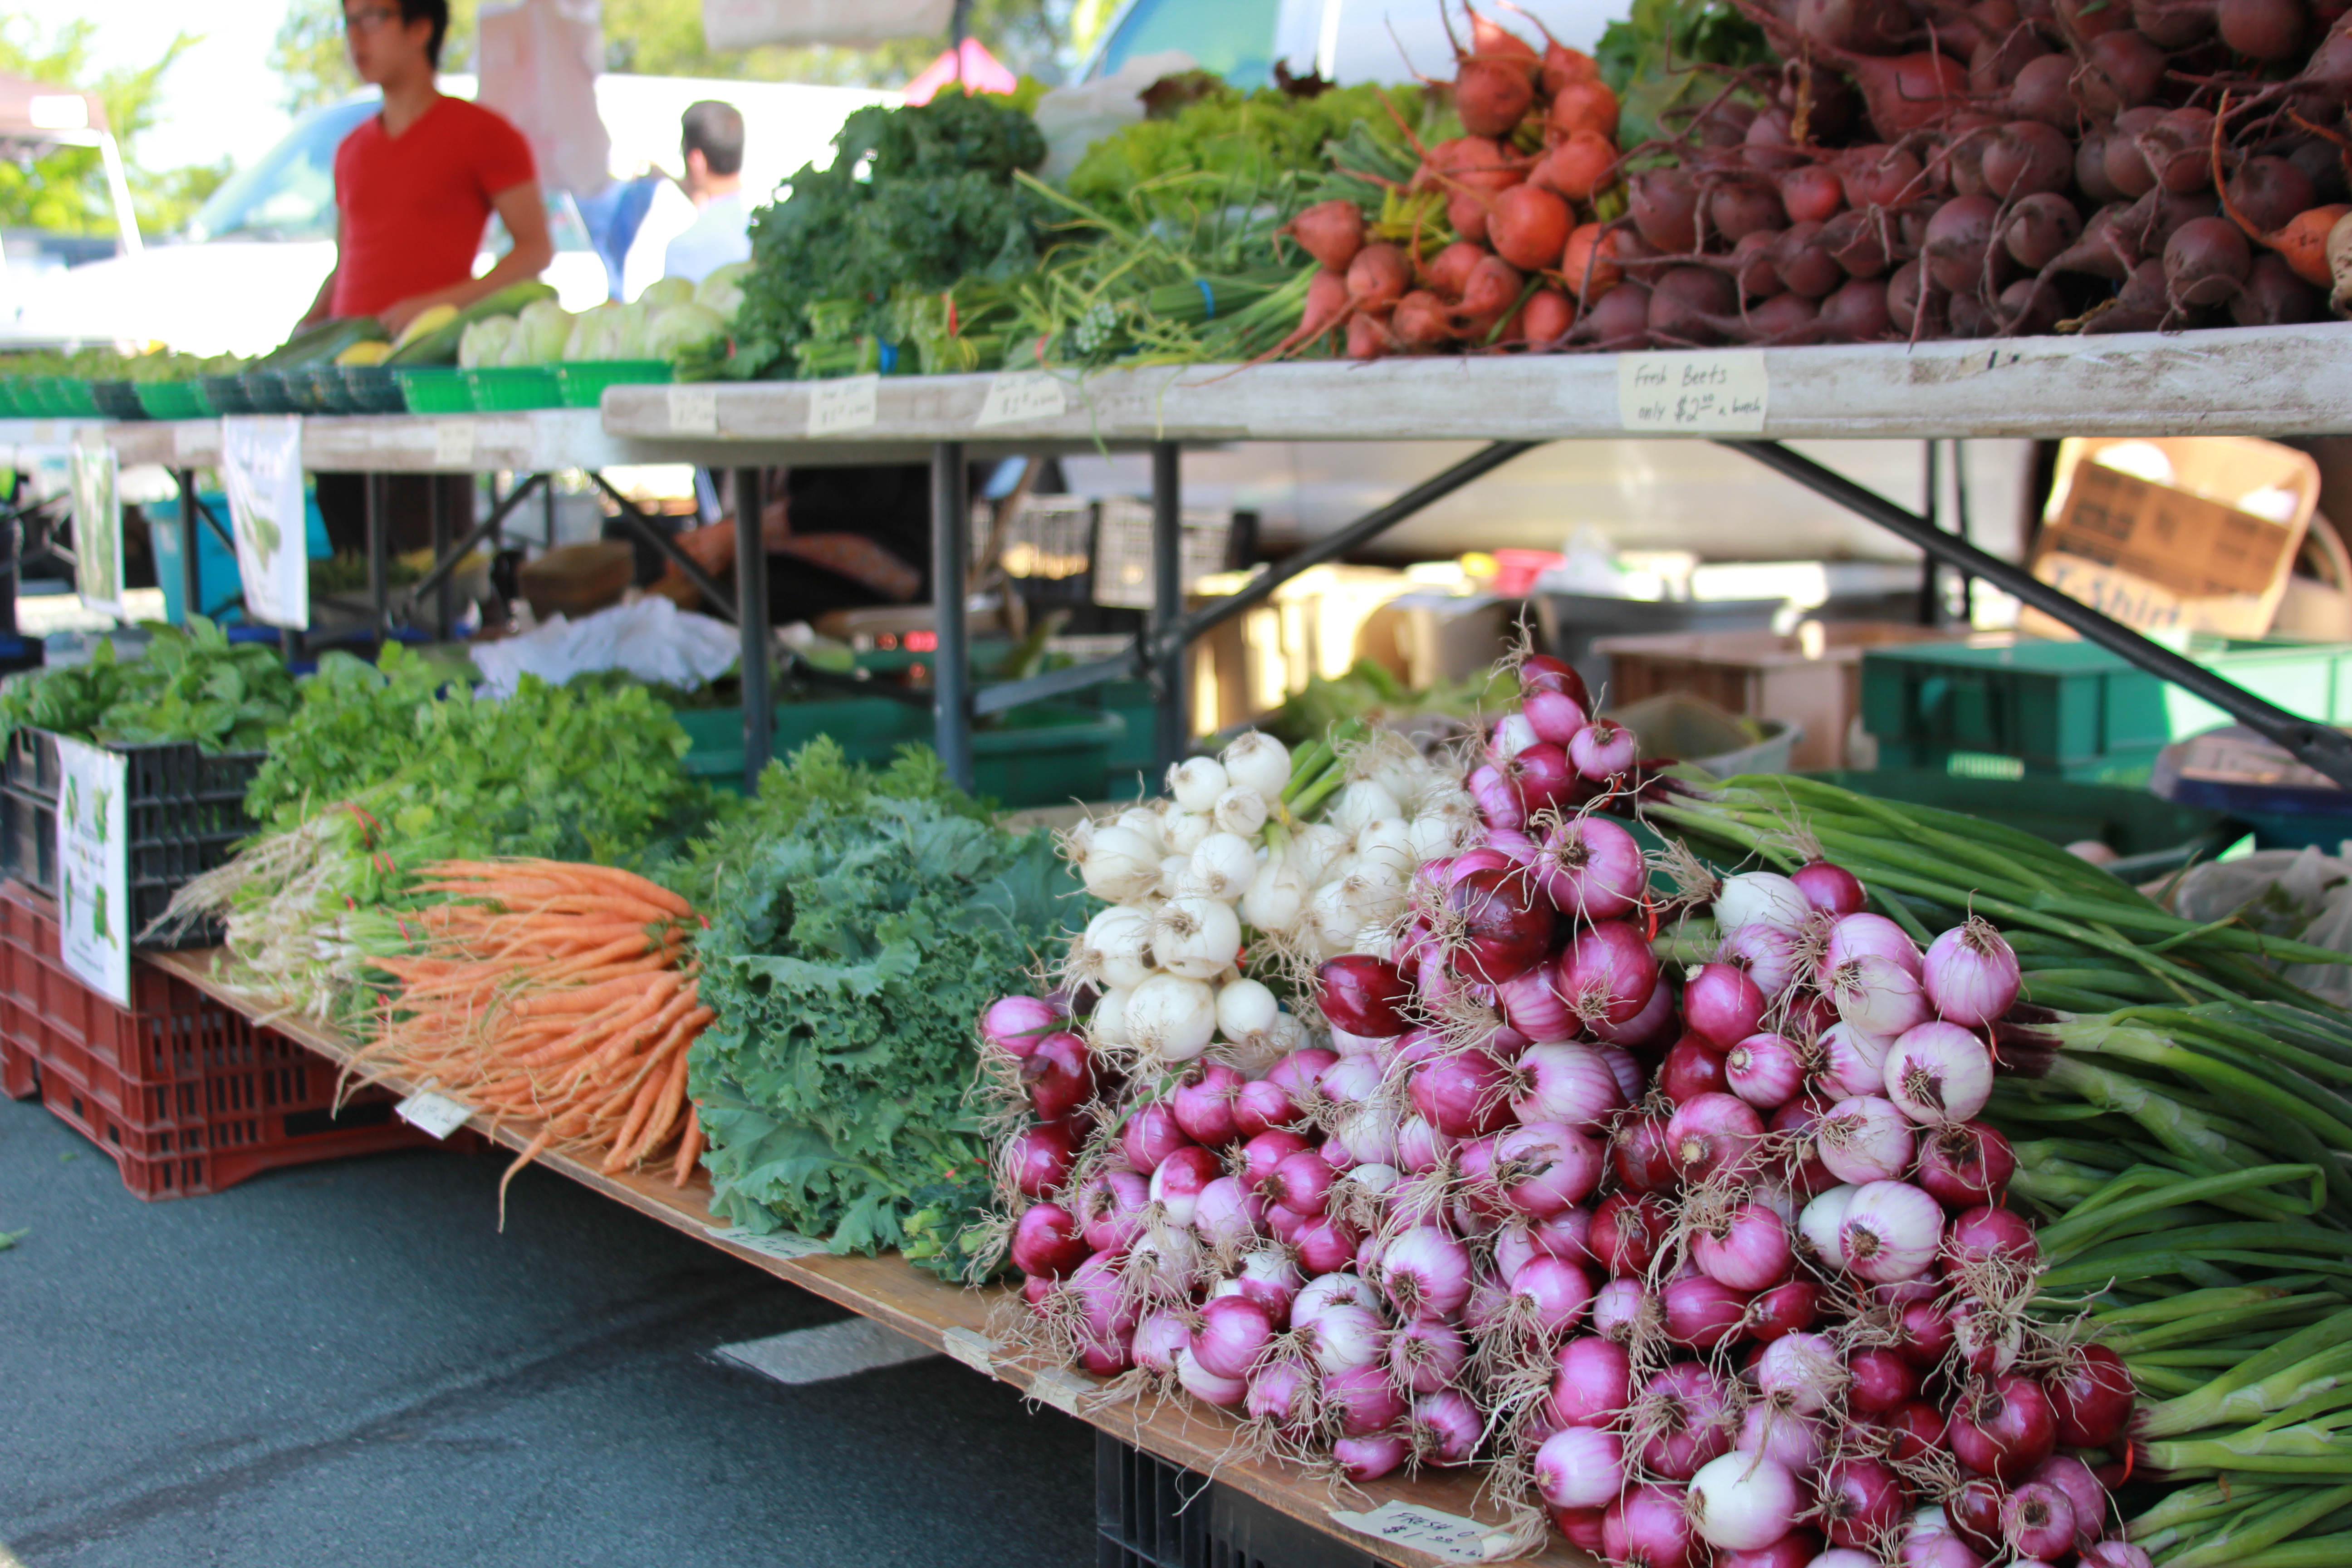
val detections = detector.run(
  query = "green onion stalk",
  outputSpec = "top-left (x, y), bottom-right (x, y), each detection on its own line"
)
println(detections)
top-left (1633, 774), bottom-right (2352, 1559)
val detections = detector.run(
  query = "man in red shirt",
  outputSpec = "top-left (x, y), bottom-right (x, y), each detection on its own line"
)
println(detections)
top-left (299, 0), bottom-right (554, 334)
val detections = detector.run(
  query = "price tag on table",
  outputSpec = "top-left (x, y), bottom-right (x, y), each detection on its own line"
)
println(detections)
top-left (704, 1224), bottom-right (829, 1261)
top-left (1327, 1501), bottom-right (1518, 1563)
top-left (807, 373), bottom-right (880, 437)
top-left (1025, 1367), bottom-right (1090, 1415)
top-left (394, 1088), bottom-right (473, 1141)
top-left (433, 421), bottom-right (475, 467)
top-left (1617, 349), bottom-right (1769, 434)
top-left (974, 371), bottom-right (1066, 428)
top-left (668, 385), bottom-right (719, 435)
top-left (940, 1327), bottom-right (997, 1375)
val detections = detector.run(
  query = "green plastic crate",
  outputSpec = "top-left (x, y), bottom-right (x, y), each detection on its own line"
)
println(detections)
top-left (397, 368), bottom-right (474, 414)
top-left (1861, 634), bottom-right (2352, 782)
top-left (466, 366), bottom-right (562, 411)
top-left (241, 371), bottom-right (299, 415)
top-left (198, 374), bottom-right (257, 416)
top-left (1802, 769), bottom-right (2243, 878)
top-left (340, 365), bottom-right (407, 414)
top-left (41, 377), bottom-right (102, 418)
top-left (0, 379), bottom-right (22, 417)
top-left (132, 381), bottom-right (206, 421)
top-left (554, 358), bottom-right (671, 407)
top-left (678, 699), bottom-right (1121, 805)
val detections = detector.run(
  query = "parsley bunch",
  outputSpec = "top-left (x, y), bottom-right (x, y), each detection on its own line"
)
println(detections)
top-left (245, 643), bottom-right (702, 869)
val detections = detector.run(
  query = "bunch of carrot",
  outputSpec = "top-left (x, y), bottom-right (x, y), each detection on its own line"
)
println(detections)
top-left (353, 858), bottom-right (713, 1202)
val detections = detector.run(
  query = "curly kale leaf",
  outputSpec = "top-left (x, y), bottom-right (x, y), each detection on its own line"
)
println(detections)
top-left (689, 797), bottom-right (1074, 1279)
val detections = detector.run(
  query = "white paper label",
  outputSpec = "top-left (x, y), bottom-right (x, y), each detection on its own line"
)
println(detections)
top-left (69, 444), bottom-right (122, 617)
top-left (668, 385), bottom-right (719, 435)
top-left (1027, 1367), bottom-right (1089, 1415)
top-left (703, 1225), bottom-right (829, 1261)
top-left (54, 736), bottom-right (129, 1007)
top-left (807, 373), bottom-right (881, 437)
top-left (394, 1089), bottom-right (473, 1140)
top-left (1327, 1501), bottom-right (1516, 1563)
top-left (1617, 350), bottom-right (1769, 433)
top-left (975, 372), bottom-right (1067, 428)
top-left (219, 415), bottom-right (309, 629)
top-left (940, 1327), bottom-right (997, 1374)
top-left (433, 421), bottom-right (475, 467)
top-left (171, 423), bottom-right (212, 461)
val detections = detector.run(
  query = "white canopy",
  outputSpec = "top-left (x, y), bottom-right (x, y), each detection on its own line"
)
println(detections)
top-left (700, 0), bottom-right (955, 50)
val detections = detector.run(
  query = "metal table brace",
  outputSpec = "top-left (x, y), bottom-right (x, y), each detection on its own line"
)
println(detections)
top-left (929, 436), bottom-right (2352, 794)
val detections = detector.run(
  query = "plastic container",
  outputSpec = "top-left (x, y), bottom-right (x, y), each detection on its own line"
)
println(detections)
top-left (397, 367), bottom-right (474, 414)
top-left (1860, 634), bottom-right (2352, 787)
top-left (678, 699), bottom-right (1122, 805)
top-left (1096, 1432), bottom-right (1377, 1568)
top-left (2148, 725), bottom-right (2352, 850)
top-left (1534, 593), bottom-right (1787, 702)
top-left (1599, 622), bottom-right (1955, 770)
top-left (465, 366), bottom-right (563, 411)
top-left (0, 883), bottom-right (444, 1199)
top-left (1807, 768), bottom-right (2244, 880)
top-left (147, 490), bottom-right (332, 628)
top-left (88, 379), bottom-right (147, 421)
top-left (240, 370), bottom-right (300, 415)
top-left (44, 377), bottom-right (103, 418)
top-left (199, 374), bottom-right (259, 416)
top-left (554, 358), bottom-right (672, 407)
top-left (339, 365), bottom-right (407, 414)
top-left (0, 727), bottom-right (264, 949)
top-left (0, 378), bottom-right (22, 417)
top-left (132, 381), bottom-right (207, 421)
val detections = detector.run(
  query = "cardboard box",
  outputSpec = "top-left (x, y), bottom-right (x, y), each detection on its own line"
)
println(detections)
top-left (2022, 436), bottom-right (2320, 640)
top-left (1595, 620), bottom-right (1958, 769)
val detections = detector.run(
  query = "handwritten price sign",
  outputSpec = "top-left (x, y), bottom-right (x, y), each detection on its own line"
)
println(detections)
top-left (1617, 350), bottom-right (1769, 434)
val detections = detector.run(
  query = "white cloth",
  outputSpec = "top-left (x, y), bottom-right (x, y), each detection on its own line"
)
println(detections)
top-left (472, 596), bottom-right (741, 697)
top-left (621, 178), bottom-right (696, 302)
top-left (664, 191), bottom-right (752, 284)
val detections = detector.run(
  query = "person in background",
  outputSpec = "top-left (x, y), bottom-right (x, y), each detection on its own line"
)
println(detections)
top-left (298, 0), bottom-right (554, 335)
top-left (622, 99), bottom-right (752, 298)
top-left (304, 0), bottom-right (554, 583)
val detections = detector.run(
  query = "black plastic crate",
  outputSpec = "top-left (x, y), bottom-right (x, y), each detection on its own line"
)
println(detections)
top-left (1096, 1433), bottom-right (1380, 1568)
top-left (0, 729), bottom-right (263, 950)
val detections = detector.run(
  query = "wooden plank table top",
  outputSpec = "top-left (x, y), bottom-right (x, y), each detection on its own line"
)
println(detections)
top-left (145, 947), bottom-right (1591, 1568)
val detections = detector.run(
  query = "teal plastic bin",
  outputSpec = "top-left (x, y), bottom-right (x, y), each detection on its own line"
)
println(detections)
top-left (1861, 635), bottom-right (2352, 786)
top-left (678, 699), bottom-right (1122, 806)
top-left (146, 491), bottom-right (333, 626)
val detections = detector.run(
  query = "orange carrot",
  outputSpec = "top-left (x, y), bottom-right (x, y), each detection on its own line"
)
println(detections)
top-left (671, 1108), bottom-right (704, 1186)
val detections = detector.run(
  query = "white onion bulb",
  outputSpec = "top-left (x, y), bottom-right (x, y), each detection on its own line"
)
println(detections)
top-left (1167, 757), bottom-right (1229, 812)
top-left (1219, 731), bottom-right (1291, 800)
top-left (1126, 972), bottom-right (1215, 1062)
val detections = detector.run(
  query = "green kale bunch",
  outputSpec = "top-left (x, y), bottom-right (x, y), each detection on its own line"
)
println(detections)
top-left (689, 791), bottom-right (1074, 1280)
top-left (730, 90), bottom-right (1053, 378)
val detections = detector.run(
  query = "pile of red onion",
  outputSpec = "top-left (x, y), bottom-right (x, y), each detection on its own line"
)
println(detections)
top-left (983, 654), bottom-right (2152, 1567)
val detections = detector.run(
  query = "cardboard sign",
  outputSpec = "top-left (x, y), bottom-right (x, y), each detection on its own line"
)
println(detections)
top-left (808, 373), bottom-right (881, 436)
top-left (1327, 1501), bottom-right (1518, 1563)
top-left (975, 372), bottom-right (1067, 428)
top-left (1617, 351), bottom-right (1769, 433)
top-left (219, 415), bottom-right (310, 629)
top-left (2024, 436), bottom-right (2318, 640)
top-left (54, 736), bottom-right (129, 1006)
top-left (69, 443), bottom-right (122, 617)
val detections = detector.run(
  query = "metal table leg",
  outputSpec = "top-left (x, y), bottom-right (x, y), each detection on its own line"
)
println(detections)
top-left (1917, 440), bottom-right (1941, 627)
top-left (931, 443), bottom-right (972, 792)
top-left (175, 468), bottom-right (201, 629)
top-left (1150, 441), bottom-right (1186, 774)
top-left (429, 476), bottom-right (453, 636)
top-left (366, 473), bottom-right (389, 631)
top-left (1720, 438), bottom-right (2352, 789)
top-left (734, 468), bottom-right (771, 796)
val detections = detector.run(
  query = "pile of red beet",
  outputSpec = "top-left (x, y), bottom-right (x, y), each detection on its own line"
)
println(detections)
top-left (1292, 0), bottom-right (2352, 357)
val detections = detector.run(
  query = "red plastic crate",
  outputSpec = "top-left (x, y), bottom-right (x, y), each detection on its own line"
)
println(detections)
top-left (0, 880), bottom-right (449, 1199)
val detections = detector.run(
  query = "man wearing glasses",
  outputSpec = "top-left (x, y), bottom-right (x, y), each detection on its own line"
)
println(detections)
top-left (297, 0), bottom-right (554, 336)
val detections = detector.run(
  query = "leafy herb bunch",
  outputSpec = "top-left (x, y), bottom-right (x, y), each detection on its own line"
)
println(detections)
top-left (730, 90), bottom-right (1053, 378)
top-left (0, 616), bottom-right (296, 755)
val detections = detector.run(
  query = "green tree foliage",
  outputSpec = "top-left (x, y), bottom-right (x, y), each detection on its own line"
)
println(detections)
top-left (0, 14), bottom-right (228, 238)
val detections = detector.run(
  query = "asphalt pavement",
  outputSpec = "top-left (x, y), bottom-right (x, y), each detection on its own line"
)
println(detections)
top-left (0, 1093), bottom-right (1096, 1567)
